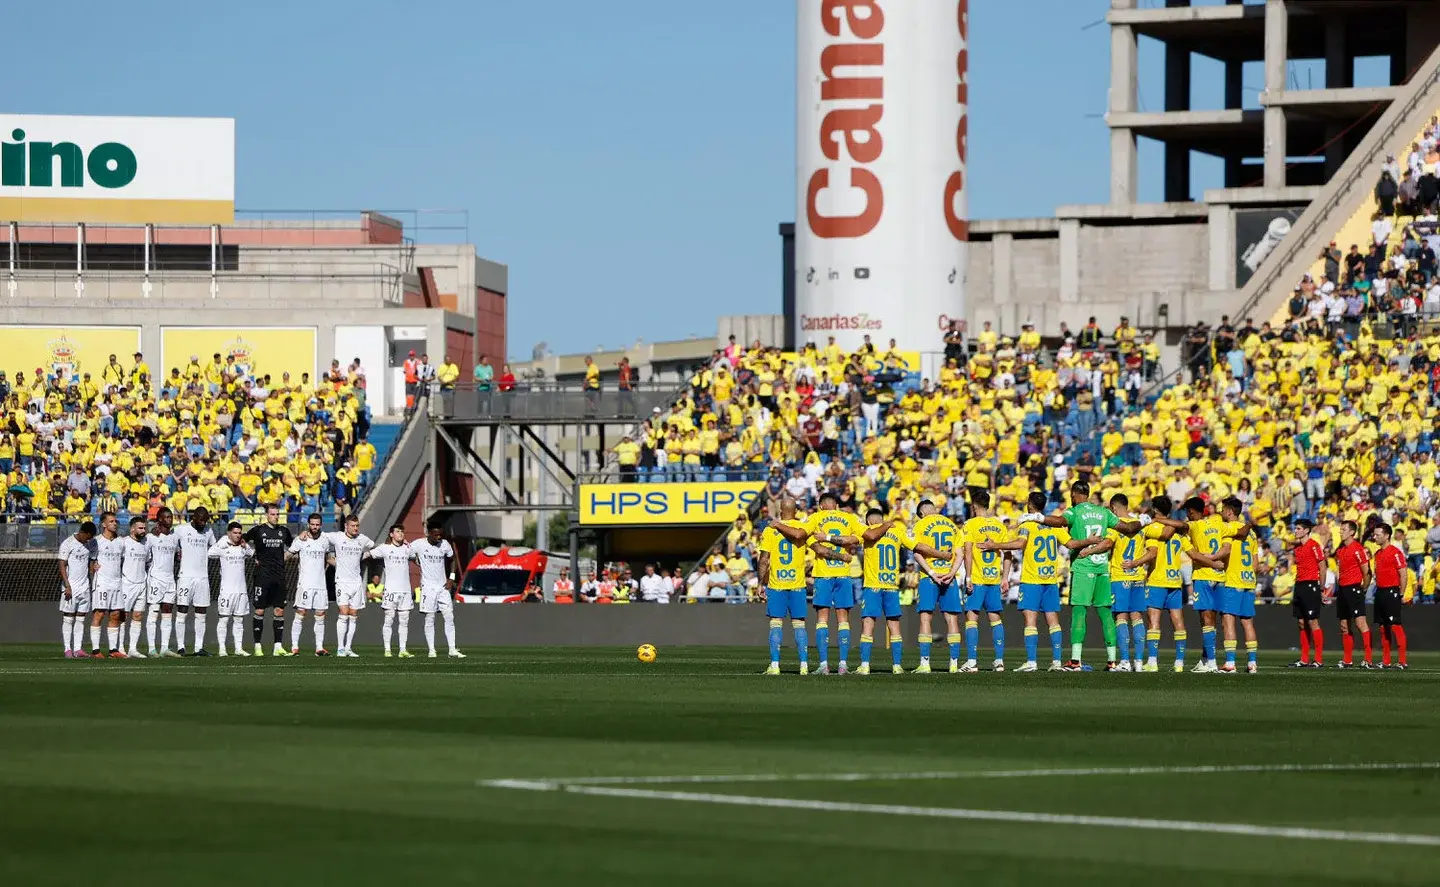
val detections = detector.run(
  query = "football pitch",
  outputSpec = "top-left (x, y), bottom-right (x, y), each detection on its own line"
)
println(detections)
top-left (1, 646), bottom-right (1437, 886)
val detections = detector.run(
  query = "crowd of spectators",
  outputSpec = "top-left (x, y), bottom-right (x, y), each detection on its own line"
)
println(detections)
top-left (0, 350), bottom-right (381, 525)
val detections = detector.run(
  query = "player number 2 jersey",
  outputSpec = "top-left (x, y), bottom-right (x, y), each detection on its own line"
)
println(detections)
top-left (804, 510), bottom-right (862, 578)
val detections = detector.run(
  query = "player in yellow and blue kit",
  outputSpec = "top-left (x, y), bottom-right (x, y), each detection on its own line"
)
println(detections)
top-left (960, 490), bottom-right (1009, 672)
top-left (1190, 497), bottom-right (1260, 674)
top-left (1124, 495), bottom-right (1191, 673)
top-left (1169, 497), bottom-right (1226, 672)
top-left (846, 509), bottom-right (949, 675)
top-left (757, 498), bottom-right (815, 675)
top-left (1105, 494), bottom-right (1149, 672)
top-left (803, 492), bottom-right (864, 675)
top-left (979, 490), bottom-right (1067, 671)
top-left (911, 499), bottom-right (962, 674)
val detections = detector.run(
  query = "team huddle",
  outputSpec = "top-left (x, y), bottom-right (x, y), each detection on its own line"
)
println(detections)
top-left (56, 505), bottom-right (467, 660)
top-left (758, 480), bottom-right (1413, 674)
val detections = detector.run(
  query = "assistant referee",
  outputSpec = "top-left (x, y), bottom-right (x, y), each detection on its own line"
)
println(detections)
top-left (245, 504), bottom-right (294, 656)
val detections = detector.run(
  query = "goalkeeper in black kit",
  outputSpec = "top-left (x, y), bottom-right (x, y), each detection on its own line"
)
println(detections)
top-left (244, 504), bottom-right (294, 656)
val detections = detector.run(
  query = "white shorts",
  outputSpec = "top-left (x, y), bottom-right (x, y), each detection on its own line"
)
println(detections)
top-left (147, 581), bottom-right (177, 606)
top-left (217, 591), bottom-right (250, 617)
top-left (123, 581), bottom-right (148, 613)
top-left (59, 587), bottom-right (91, 614)
top-left (382, 588), bottom-right (414, 612)
top-left (334, 585), bottom-right (367, 611)
top-left (176, 577), bottom-right (211, 609)
top-left (295, 586), bottom-right (329, 612)
top-left (419, 585), bottom-right (454, 615)
top-left (93, 583), bottom-right (124, 611)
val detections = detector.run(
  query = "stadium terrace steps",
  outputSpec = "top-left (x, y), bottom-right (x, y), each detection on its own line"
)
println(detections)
top-left (1228, 41), bottom-right (1440, 326)
top-left (366, 421), bottom-right (403, 469)
top-left (356, 414), bottom-right (429, 540)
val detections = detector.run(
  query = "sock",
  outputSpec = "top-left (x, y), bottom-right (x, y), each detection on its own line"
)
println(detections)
top-left (1381, 630), bottom-right (1392, 666)
top-left (964, 618), bottom-right (979, 661)
top-left (815, 625), bottom-right (830, 663)
top-left (1224, 639), bottom-right (1237, 667)
top-left (768, 618), bottom-right (782, 664)
top-left (838, 622), bottom-right (851, 664)
top-left (161, 613), bottom-right (173, 651)
top-left (1342, 632), bottom-right (1355, 664)
top-left (215, 616), bottom-right (229, 652)
top-left (192, 612), bottom-right (206, 650)
top-left (1311, 627), bottom-right (1323, 663)
top-left (1299, 627), bottom-right (1311, 663)
top-left (338, 615), bottom-right (352, 652)
top-left (1115, 616), bottom-right (1130, 663)
top-left (890, 630), bottom-right (903, 668)
top-left (792, 620), bottom-right (808, 665)
top-left (253, 614), bottom-right (265, 645)
top-left (948, 632), bottom-right (962, 662)
top-left (146, 608), bottom-right (159, 651)
top-left (1246, 638), bottom-right (1258, 666)
top-left (1394, 626), bottom-right (1408, 665)
top-left (273, 616), bottom-right (285, 647)
top-left (918, 632), bottom-right (932, 661)
top-left (62, 615), bottom-right (74, 652)
top-left (859, 633), bottom-right (873, 666)
top-left (424, 613), bottom-right (437, 654)
top-left (1098, 607), bottom-right (1117, 662)
top-left (1070, 606), bottom-right (1088, 661)
top-left (72, 617), bottom-right (86, 653)
top-left (1024, 626), bottom-right (1039, 664)
top-left (175, 612), bottom-right (188, 649)
top-left (1132, 621), bottom-right (1146, 662)
top-left (1174, 630), bottom-right (1187, 665)
top-left (313, 614), bottom-right (326, 651)
top-left (1201, 625), bottom-right (1216, 663)
top-left (397, 610), bottom-right (410, 652)
top-left (1049, 624), bottom-right (1064, 663)
top-left (1146, 629), bottom-right (1160, 663)
top-left (232, 615), bottom-right (244, 651)
top-left (90, 623), bottom-right (102, 653)
top-left (990, 620), bottom-right (1005, 661)
top-left (291, 613), bottom-right (305, 650)
top-left (383, 610), bottom-right (395, 654)
top-left (1361, 629), bottom-right (1373, 663)
top-left (107, 625), bottom-right (119, 652)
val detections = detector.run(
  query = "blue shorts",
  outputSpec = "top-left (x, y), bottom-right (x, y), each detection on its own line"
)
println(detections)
top-left (1146, 586), bottom-right (1183, 611)
top-left (917, 577), bottom-right (963, 613)
top-left (765, 588), bottom-right (807, 619)
top-left (1111, 580), bottom-right (1146, 614)
top-left (1192, 579), bottom-right (1218, 612)
top-left (1018, 582), bottom-right (1060, 613)
top-left (964, 583), bottom-right (1004, 613)
top-left (811, 576), bottom-right (856, 610)
top-left (861, 588), bottom-right (902, 619)
top-left (1220, 585), bottom-right (1256, 618)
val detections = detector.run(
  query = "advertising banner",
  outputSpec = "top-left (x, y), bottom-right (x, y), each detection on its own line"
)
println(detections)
top-left (578, 482), bottom-right (765, 527)
top-left (160, 327), bottom-right (316, 385)
top-left (0, 325), bottom-right (141, 382)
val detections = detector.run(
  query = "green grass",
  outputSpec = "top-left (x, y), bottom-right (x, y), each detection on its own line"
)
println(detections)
top-left (1, 646), bottom-right (1437, 886)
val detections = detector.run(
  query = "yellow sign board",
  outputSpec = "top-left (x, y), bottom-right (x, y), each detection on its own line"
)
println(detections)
top-left (160, 327), bottom-right (317, 386)
top-left (779, 350), bottom-right (920, 371)
top-left (0, 326), bottom-right (141, 382)
top-left (578, 482), bottom-right (764, 526)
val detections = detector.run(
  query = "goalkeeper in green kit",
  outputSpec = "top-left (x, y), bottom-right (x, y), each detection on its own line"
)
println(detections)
top-left (1026, 480), bottom-right (1145, 671)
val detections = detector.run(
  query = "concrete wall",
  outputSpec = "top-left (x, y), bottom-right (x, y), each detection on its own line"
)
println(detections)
top-left (5, 272), bottom-right (405, 308)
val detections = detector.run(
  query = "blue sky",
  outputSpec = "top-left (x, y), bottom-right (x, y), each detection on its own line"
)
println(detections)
top-left (11, 0), bottom-right (1375, 358)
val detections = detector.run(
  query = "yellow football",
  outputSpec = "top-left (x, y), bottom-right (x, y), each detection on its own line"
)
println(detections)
top-left (636, 643), bottom-right (657, 664)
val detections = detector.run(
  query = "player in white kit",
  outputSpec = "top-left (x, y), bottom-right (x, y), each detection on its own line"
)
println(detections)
top-left (145, 507), bottom-right (181, 657)
top-left (209, 522), bottom-right (256, 657)
top-left (58, 521), bottom-right (98, 658)
top-left (120, 518), bottom-right (151, 658)
top-left (368, 524), bottom-right (415, 657)
top-left (91, 512), bottom-right (127, 657)
top-left (327, 514), bottom-right (374, 657)
top-left (410, 521), bottom-right (465, 659)
top-left (174, 506), bottom-right (217, 656)
top-left (289, 514), bottom-right (333, 656)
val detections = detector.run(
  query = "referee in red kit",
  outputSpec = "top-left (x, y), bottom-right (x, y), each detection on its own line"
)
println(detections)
top-left (1369, 523), bottom-right (1410, 670)
top-left (1333, 520), bottom-right (1373, 668)
top-left (1288, 519), bottom-right (1325, 667)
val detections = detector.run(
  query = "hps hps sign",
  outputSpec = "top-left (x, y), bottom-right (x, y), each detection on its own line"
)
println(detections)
top-left (0, 114), bottom-right (233, 225)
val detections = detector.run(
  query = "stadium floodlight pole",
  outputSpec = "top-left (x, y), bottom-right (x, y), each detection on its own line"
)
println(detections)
top-left (209, 223), bottom-right (218, 298)
top-left (7, 221), bottom-right (14, 297)
top-left (74, 222), bottom-right (84, 297)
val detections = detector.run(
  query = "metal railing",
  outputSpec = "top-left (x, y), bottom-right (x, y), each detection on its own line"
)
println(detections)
top-left (575, 468), bottom-right (773, 485)
top-left (436, 380), bottom-right (695, 422)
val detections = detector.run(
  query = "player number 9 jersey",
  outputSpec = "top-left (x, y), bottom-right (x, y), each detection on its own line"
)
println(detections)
top-left (761, 524), bottom-right (806, 591)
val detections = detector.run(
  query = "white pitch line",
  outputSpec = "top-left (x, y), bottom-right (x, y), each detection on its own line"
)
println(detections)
top-left (479, 760), bottom-right (1440, 788)
top-left (500, 784), bottom-right (1440, 848)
